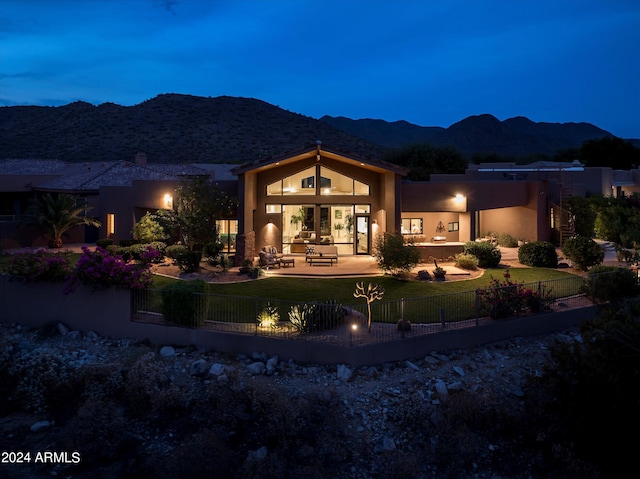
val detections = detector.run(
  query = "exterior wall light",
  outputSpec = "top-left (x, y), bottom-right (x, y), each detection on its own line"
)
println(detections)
top-left (163, 193), bottom-right (173, 209)
top-left (454, 194), bottom-right (465, 205)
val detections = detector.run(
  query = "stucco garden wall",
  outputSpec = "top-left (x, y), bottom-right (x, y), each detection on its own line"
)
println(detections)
top-left (1, 276), bottom-right (595, 367)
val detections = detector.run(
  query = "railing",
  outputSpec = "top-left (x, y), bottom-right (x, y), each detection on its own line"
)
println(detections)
top-left (131, 274), bottom-right (597, 346)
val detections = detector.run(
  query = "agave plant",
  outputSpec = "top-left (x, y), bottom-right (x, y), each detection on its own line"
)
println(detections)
top-left (257, 302), bottom-right (280, 329)
top-left (25, 193), bottom-right (101, 248)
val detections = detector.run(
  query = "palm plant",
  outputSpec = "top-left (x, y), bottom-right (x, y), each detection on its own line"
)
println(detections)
top-left (25, 193), bottom-right (101, 248)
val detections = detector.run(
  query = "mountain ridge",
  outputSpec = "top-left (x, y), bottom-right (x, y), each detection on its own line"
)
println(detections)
top-left (320, 113), bottom-right (623, 158)
top-left (0, 93), bottom-right (633, 163)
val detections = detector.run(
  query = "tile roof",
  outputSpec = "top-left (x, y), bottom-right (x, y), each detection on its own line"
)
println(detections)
top-left (0, 159), bottom-right (68, 174)
top-left (1, 159), bottom-right (237, 192)
top-left (145, 164), bottom-right (212, 177)
top-left (36, 162), bottom-right (178, 191)
top-left (190, 163), bottom-right (238, 181)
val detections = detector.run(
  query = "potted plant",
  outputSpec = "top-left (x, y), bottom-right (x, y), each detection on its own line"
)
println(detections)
top-left (345, 214), bottom-right (354, 234)
top-left (432, 259), bottom-right (446, 281)
top-left (290, 207), bottom-right (305, 230)
top-left (239, 258), bottom-right (253, 274)
top-left (396, 318), bottom-right (411, 331)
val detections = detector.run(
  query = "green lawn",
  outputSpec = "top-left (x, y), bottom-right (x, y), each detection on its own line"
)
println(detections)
top-left (151, 267), bottom-right (579, 304)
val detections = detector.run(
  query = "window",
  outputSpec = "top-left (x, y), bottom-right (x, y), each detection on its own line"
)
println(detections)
top-left (216, 219), bottom-right (238, 252)
top-left (448, 222), bottom-right (459, 232)
top-left (401, 218), bottom-right (423, 234)
top-left (265, 204), bottom-right (281, 213)
top-left (267, 166), bottom-right (316, 196)
top-left (106, 213), bottom-right (115, 237)
top-left (267, 166), bottom-right (370, 196)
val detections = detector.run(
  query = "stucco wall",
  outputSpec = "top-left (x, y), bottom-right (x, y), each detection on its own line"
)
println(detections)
top-left (1, 276), bottom-right (595, 367)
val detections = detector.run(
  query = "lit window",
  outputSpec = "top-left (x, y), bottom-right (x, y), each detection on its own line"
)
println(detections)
top-left (401, 218), bottom-right (423, 235)
top-left (265, 204), bottom-right (281, 213)
top-left (107, 213), bottom-right (115, 237)
top-left (216, 219), bottom-right (238, 252)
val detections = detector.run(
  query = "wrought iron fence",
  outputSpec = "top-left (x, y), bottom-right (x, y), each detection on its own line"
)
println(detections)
top-left (130, 271), bottom-right (620, 346)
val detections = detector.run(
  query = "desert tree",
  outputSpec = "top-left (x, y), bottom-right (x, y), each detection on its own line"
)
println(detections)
top-left (353, 282), bottom-right (385, 333)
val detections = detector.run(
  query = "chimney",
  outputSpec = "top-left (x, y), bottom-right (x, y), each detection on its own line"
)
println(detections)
top-left (135, 152), bottom-right (147, 166)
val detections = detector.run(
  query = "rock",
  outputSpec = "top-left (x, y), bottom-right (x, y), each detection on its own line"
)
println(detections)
top-left (246, 362), bottom-right (266, 375)
top-left (67, 330), bottom-right (81, 340)
top-left (266, 356), bottom-right (278, 373)
top-left (159, 346), bottom-right (175, 357)
top-left (298, 444), bottom-right (315, 458)
top-left (85, 331), bottom-right (99, 340)
top-left (190, 359), bottom-right (208, 376)
top-left (435, 379), bottom-right (448, 401)
top-left (209, 363), bottom-right (226, 376)
top-left (382, 437), bottom-right (396, 451)
top-left (56, 323), bottom-right (69, 336)
top-left (506, 384), bottom-right (524, 397)
top-left (424, 356), bottom-right (439, 365)
top-left (405, 360), bottom-right (420, 371)
top-left (453, 366), bottom-right (465, 377)
top-left (30, 421), bottom-right (52, 432)
top-left (337, 364), bottom-right (353, 382)
top-left (248, 446), bottom-right (268, 460)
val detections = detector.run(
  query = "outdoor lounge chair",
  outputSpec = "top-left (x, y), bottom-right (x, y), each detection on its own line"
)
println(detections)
top-left (259, 251), bottom-right (280, 268)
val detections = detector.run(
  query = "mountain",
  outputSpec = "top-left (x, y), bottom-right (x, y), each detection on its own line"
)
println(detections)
top-left (320, 113), bottom-right (618, 158)
top-left (0, 94), bottom-right (386, 163)
top-left (0, 93), bottom-right (630, 163)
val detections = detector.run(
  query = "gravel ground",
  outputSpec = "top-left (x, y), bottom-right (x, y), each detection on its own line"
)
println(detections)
top-left (0, 319), bottom-right (585, 479)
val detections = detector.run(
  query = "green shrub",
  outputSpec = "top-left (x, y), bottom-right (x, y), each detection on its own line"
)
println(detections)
top-left (161, 279), bottom-right (207, 327)
top-left (476, 270), bottom-right (553, 319)
top-left (132, 212), bottom-right (167, 243)
top-left (118, 239), bottom-right (138, 247)
top-left (518, 241), bottom-right (558, 268)
top-left (561, 236), bottom-right (604, 271)
top-left (96, 238), bottom-right (114, 249)
top-left (374, 233), bottom-right (421, 276)
top-left (202, 241), bottom-right (223, 259)
top-left (527, 299), bottom-right (640, 477)
top-left (497, 233), bottom-right (518, 248)
top-left (454, 253), bottom-right (479, 270)
top-left (165, 244), bottom-right (188, 260)
top-left (582, 265), bottom-right (640, 303)
top-left (106, 244), bottom-right (132, 262)
top-left (148, 241), bottom-right (167, 262)
top-left (464, 241), bottom-right (502, 268)
top-left (175, 250), bottom-right (201, 273)
top-left (4, 249), bottom-right (71, 283)
top-left (122, 242), bottom-right (167, 263)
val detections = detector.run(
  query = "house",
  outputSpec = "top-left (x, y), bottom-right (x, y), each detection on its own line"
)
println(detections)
top-left (2, 144), bottom-right (639, 260)
top-left (0, 154), bottom-right (236, 249)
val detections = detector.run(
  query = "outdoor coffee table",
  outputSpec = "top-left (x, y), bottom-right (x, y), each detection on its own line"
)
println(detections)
top-left (280, 258), bottom-right (295, 267)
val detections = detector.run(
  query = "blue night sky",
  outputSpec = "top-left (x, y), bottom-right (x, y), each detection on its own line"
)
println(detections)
top-left (1, 0), bottom-right (639, 138)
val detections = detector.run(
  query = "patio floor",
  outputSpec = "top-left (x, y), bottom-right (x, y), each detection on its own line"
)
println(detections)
top-left (261, 253), bottom-right (474, 278)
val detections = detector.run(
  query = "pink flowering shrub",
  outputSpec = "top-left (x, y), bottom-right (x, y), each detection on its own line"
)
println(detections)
top-left (476, 270), bottom-right (553, 319)
top-left (5, 249), bottom-right (72, 283)
top-left (63, 246), bottom-right (156, 294)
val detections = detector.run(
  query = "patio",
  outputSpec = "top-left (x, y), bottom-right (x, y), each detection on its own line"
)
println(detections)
top-left (256, 252), bottom-right (484, 280)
